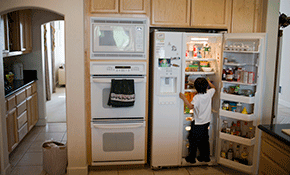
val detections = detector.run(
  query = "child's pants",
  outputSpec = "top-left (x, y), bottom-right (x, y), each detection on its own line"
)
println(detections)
top-left (188, 121), bottom-right (210, 160)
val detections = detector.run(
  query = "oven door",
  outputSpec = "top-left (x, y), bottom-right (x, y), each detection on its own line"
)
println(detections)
top-left (91, 120), bottom-right (145, 162)
top-left (91, 76), bottom-right (146, 119)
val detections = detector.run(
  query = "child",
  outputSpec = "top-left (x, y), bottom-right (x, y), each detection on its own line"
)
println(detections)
top-left (179, 77), bottom-right (215, 163)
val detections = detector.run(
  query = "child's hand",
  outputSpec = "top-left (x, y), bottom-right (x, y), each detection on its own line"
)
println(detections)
top-left (179, 92), bottom-right (185, 99)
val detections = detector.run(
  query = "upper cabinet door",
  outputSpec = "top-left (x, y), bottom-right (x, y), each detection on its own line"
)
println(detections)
top-left (191, 0), bottom-right (232, 29)
top-left (230, 0), bottom-right (266, 33)
top-left (91, 0), bottom-right (119, 13)
top-left (151, 0), bottom-right (191, 27)
top-left (120, 0), bottom-right (147, 14)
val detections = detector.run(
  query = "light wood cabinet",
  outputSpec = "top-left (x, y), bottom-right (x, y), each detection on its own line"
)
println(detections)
top-left (5, 82), bottom-right (38, 153)
top-left (230, 0), bottom-right (266, 33)
top-left (90, 0), bottom-right (148, 14)
top-left (191, 0), bottom-right (231, 29)
top-left (151, 0), bottom-right (190, 27)
top-left (2, 9), bottom-right (32, 57)
top-left (6, 108), bottom-right (18, 153)
top-left (258, 132), bottom-right (290, 175)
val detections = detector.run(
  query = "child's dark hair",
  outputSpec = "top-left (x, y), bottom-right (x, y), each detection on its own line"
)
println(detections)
top-left (194, 78), bottom-right (208, 94)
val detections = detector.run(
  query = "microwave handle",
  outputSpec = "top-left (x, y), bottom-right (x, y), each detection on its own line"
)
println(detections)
top-left (91, 78), bottom-right (146, 83)
top-left (92, 123), bottom-right (144, 129)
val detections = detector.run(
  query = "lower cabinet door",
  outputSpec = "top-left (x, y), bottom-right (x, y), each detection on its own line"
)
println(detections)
top-left (6, 108), bottom-right (18, 153)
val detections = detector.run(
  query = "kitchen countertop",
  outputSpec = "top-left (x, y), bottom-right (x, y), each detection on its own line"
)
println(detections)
top-left (258, 124), bottom-right (290, 145)
top-left (5, 79), bottom-right (36, 97)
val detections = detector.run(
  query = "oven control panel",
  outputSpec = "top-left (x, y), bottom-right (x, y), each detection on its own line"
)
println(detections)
top-left (90, 62), bottom-right (146, 75)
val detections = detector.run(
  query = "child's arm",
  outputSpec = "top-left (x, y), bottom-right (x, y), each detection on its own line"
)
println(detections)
top-left (179, 92), bottom-right (194, 109)
top-left (208, 79), bottom-right (216, 89)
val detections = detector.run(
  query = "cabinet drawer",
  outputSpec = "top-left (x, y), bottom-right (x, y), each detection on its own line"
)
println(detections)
top-left (18, 122), bottom-right (28, 141)
top-left (16, 100), bottom-right (26, 116)
top-left (26, 85), bottom-right (32, 97)
top-left (17, 111), bottom-right (27, 130)
top-left (258, 153), bottom-right (288, 175)
top-left (31, 82), bottom-right (37, 94)
top-left (15, 89), bottom-right (26, 105)
top-left (261, 140), bottom-right (290, 172)
top-left (6, 95), bottom-right (16, 112)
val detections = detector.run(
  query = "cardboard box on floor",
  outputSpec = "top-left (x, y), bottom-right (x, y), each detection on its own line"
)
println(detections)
top-left (42, 141), bottom-right (67, 175)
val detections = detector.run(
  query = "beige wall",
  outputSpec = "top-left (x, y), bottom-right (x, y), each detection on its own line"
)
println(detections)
top-left (0, 0), bottom-right (87, 175)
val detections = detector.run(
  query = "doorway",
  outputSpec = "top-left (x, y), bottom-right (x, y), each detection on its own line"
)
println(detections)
top-left (41, 20), bottom-right (66, 123)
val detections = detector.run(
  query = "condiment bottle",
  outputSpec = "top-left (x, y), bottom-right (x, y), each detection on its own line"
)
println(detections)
top-left (221, 120), bottom-right (228, 133)
top-left (226, 68), bottom-right (234, 81)
top-left (242, 107), bottom-right (248, 114)
top-left (236, 102), bottom-right (242, 113)
top-left (241, 147), bottom-right (249, 165)
top-left (227, 142), bottom-right (234, 160)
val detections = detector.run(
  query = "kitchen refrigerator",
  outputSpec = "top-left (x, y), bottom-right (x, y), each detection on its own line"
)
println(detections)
top-left (150, 30), bottom-right (267, 174)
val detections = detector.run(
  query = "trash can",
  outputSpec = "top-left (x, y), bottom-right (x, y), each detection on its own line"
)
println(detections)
top-left (42, 140), bottom-right (67, 175)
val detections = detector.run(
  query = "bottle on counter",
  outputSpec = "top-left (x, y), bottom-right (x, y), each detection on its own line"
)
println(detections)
top-left (227, 142), bottom-right (234, 160)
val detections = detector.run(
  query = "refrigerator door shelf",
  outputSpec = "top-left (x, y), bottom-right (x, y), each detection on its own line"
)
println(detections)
top-left (222, 81), bottom-right (257, 86)
top-left (219, 110), bottom-right (255, 121)
top-left (223, 63), bottom-right (248, 67)
top-left (184, 89), bottom-right (197, 93)
top-left (223, 50), bottom-right (260, 54)
top-left (219, 132), bottom-right (256, 146)
top-left (186, 58), bottom-right (216, 62)
top-left (218, 157), bottom-right (254, 174)
top-left (185, 72), bottom-right (215, 75)
top-left (220, 92), bottom-right (255, 104)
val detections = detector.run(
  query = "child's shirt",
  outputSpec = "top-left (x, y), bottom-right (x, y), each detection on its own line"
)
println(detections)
top-left (191, 88), bottom-right (215, 125)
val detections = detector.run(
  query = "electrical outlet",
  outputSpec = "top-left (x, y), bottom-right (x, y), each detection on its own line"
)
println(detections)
top-left (279, 86), bottom-right (282, 93)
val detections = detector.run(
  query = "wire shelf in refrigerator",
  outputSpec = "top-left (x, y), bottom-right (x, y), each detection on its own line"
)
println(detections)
top-left (223, 50), bottom-right (259, 54)
top-left (223, 63), bottom-right (248, 67)
top-left (222, 81), bottom-right (257, 86)
top-left (219, 110), bottom-right (255, 121)
top-left (220, 92), bottom-right (255, 104)
top-left (218, 157), bottom-right (254, 174)
top-left (185, 72), bottom-right (215, 75)
top-left (185, 58), bottom-right (216, 62)
top-left (219, 132), bottom-right (256, 146)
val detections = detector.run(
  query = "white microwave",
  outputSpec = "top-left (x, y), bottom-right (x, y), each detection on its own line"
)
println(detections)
top-left (90, 17), bottom-right (148, 60)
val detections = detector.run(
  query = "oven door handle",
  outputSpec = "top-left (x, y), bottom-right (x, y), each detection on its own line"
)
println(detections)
top-left (91, 77), bottom-right (146, 83)
top-left (92, 123), bottom-right (145, 129)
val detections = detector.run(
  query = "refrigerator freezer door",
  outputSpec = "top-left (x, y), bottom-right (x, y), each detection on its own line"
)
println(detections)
top-left (151, 31), bottom-right (183, 167)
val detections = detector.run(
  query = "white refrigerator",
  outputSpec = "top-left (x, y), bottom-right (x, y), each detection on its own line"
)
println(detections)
top-left (150, 30), bottom-right (267, 174)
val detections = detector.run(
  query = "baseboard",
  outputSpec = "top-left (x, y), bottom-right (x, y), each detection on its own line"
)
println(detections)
top-left (2, 163), bottom-right (11, 175)
top-left (36, 117), bottom-right (47, 126)
top-left (278, 98), bottom-right (290, 108)
top-left (67, 166), bottom-right (88, 175)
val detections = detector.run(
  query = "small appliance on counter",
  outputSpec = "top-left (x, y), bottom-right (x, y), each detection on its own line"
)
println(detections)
top-left (13, 63), bottom-right (24, 80)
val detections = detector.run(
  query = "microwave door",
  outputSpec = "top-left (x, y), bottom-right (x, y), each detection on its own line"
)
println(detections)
top-left (92, 25), bottom-right (135, 52)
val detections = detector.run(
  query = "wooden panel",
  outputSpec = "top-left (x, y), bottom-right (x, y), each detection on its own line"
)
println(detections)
top-left (231, 0), bottom-right (256, 33)
top-left (6, 95), bottom-right (16, 112)
top-left (151, 0), bottom-right (190, 27)
top-left (31, 82), bottom-right (37, 94)
top-left (19, 10), bottom-right (32, 53)
top-left (90, 0), bottom-right (119, 13)
top-left (26, 96), bottom-right (33, 131)
top-left (18, 123), bottom-right (28, 142)
top-left (26, 85), bottom-right (32, 97)
top-left (16, 100), bottom-right (26, 116)
top-left (191, 0), bottom-right (231, 29)
top-left (261, 140), bottom-right (290, 172)
top-left (120, 0), bottom-right (147, 14)
top-left (15, 89), bottom-right (26, 105)
top-left (31, 93), bottom-right (39, 126)
top-left (17, 111), bottom-right (27, 130)
top-left (6, 108), bottom-right (18, 153)
top-left (258, 153), bottom-right (288, 175)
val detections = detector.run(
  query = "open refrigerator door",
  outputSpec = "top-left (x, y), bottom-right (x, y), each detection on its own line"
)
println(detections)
top-left (217, 33), bottom-right (267, 174)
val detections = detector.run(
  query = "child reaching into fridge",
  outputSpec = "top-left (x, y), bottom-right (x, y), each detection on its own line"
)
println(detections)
top-left (179, 77), bottom-right (216, 163)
